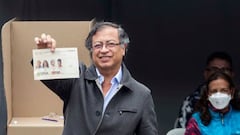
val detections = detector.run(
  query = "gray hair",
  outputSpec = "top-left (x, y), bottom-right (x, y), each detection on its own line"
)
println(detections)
top-left (85, 22), bottom-right (130, 56)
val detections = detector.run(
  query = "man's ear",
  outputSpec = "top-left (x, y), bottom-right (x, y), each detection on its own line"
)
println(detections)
top-left (122, 44), bottom-right (127, 56)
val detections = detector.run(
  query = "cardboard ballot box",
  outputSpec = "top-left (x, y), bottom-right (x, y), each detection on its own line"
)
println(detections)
top-left (1, 18), bottom-right (92, 135)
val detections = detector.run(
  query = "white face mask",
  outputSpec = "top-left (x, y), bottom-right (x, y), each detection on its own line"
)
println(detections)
top-left (208, 92), bottom-right (232, 110)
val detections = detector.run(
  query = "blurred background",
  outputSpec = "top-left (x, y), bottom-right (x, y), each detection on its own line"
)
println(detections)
top-left (1, 0), bottom-right (240, 134)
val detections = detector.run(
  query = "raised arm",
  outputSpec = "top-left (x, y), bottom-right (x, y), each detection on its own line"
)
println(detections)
top-left (33, 33), bottom-right (73, 101)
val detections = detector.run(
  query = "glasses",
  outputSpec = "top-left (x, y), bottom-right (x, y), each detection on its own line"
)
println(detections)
top-left (205, 67), bottom-right (232, 74)
top-left (92, 41), bottom-right (121, 51)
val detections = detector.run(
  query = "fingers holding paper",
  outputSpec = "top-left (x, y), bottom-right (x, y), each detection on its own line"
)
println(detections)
top-left (34, 33), bottom-right (56, 52)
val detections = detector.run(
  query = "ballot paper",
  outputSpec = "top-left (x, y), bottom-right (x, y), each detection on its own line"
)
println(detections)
top-left (33, 48), bottom-right (79, 80)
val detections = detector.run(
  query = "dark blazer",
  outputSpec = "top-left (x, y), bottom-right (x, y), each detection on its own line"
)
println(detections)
top-left (42, 63), bottom-right (159, 135)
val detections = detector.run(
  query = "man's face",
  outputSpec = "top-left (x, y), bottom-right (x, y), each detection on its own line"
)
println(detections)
top-left (204, 58), bottom-right (233, 80)
top-left (51, 60), bottom-right (55, 66)
top-left (91, 26), bottom-right (126, 71)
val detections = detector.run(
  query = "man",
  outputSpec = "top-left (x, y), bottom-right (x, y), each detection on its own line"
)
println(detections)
top-left (34, 22), bottom-right (159, 135)
top-left (50, 59), bottom-right (55, 67)
top-left (175, 51), bottom-right (234, 128)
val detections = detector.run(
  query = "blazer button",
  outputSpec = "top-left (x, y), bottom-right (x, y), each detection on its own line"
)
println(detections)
top-left (96, 111), bottom-right (101, 116)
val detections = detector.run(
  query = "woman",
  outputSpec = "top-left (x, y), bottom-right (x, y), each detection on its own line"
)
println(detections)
top-left (185, 71), bottom-right (240, 135)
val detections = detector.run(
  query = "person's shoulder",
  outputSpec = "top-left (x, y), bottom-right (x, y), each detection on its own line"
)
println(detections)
top-left (230, 108), bottom-right (240, 122)
top-left (79, 62), bottom-right (90, 71)
top-left (193, 83), bottom-right (206, 94)
top-left (126, 78), bottom-right (151, 95)
top-left (191, 111), bottom-right (200, 120)
top-left (184, 83), bottom-right (205, 99)
top-left (121, 65), bottom-right (151, 93)
top-left (133, 79), bottom-right (150, 92)
top-left (232, 107), bottom-right (240, 113)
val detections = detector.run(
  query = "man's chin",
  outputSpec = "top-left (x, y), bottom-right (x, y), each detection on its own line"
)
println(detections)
top-left (97, 63), bottom-right (112, 69)
top-left (100, 65), bottom-right (112, 69)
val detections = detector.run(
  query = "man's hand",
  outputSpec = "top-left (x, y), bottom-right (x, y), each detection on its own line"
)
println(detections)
top-left (34, 33), bottom-right (56, 52)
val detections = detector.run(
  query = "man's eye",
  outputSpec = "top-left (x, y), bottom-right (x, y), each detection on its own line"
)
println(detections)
top-left (108, 43), bottom-right (116, 46)
top-left (93, 44), bottom-right (102, 49)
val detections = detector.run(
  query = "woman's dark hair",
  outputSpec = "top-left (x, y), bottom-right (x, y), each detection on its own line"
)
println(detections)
top-left (85, 21), bottom-right (130, 57)
top-left (195, 71), bottom-right (236, 126)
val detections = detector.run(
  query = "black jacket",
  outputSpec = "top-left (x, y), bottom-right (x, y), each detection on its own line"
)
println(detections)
top-left (42, 63), bottom-right (159, 135)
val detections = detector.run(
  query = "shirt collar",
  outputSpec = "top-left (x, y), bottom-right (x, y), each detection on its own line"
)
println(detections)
top-left (209, 104), bottom-right (232, 118)
top-left (96, 67), bottom-right (122, 84)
